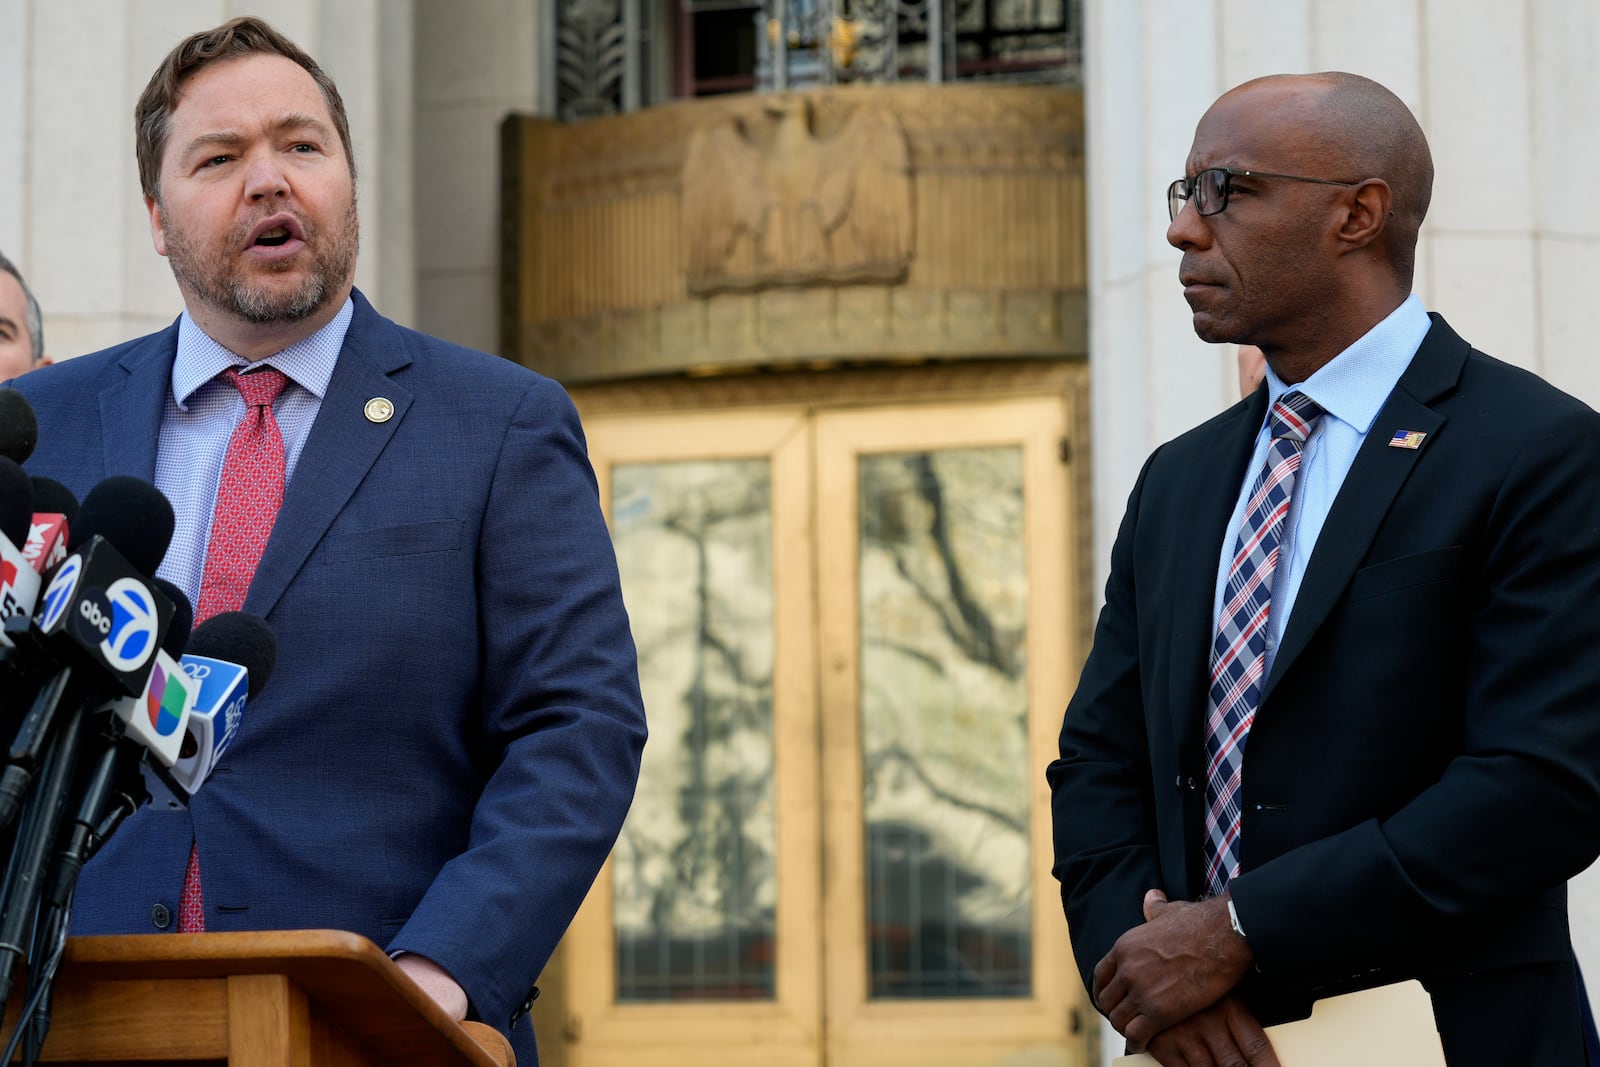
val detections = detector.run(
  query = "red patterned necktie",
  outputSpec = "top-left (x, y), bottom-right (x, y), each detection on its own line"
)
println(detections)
top-left (180, 365), bottom-right (289, 933)
top-left (1202, 391), bottom-right (1324, 895)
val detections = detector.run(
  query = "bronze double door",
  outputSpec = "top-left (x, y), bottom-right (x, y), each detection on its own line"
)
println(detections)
top-left (558, 371), bottom-right (1090, 1067)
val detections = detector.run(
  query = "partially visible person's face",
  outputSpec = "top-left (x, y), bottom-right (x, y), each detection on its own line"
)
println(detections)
top-left (0, 272), bottom-right (35, 380)
top-left (1166, 82), bottom-right (1349, 353)
top-left (147, 52), bottom-right (357, 327)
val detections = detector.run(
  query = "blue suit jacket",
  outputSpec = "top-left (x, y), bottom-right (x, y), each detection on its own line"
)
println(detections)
top-left (11, 291), bottom-right (647, 1065)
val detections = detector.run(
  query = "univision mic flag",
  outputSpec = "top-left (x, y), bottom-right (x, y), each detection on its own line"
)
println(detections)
top-left (108, 648), bottom-right (199, 768)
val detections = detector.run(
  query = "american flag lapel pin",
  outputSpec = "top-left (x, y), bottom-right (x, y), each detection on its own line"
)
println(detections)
top-left (1388, 430), bottom-right (1427, 449)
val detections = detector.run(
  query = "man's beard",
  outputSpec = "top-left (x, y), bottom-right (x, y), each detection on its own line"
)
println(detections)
top-left (161, 201), bottom-right (359, 325)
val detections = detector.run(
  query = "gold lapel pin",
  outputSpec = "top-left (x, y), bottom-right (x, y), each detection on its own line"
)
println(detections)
top-left (1388, 430), bottom-right (1426, 449)
top-left (364, 397), bottom-right (395, 424)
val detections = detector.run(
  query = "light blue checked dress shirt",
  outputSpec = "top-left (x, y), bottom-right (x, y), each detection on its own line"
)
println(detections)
top-left (153, 298), bottom-right (354, 610)
top-left (1212, 293), bottom-right (1432, 680)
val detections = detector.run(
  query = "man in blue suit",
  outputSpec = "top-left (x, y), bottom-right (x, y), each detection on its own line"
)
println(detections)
top-left (9, 17), bottom-right (646, 1064)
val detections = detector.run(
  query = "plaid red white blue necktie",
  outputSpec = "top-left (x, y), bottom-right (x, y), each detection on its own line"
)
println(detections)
top-left (180, 365), bottom-right (289, 933)
top-left (1202, 391), bottom-right (1325, 895)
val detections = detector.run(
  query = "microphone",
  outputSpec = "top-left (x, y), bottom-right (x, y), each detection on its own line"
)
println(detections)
top-left (56, 584), bottom-right (197, 899)
top-left (23, 478), bottom-right (76, 577)
top-left (102, 582), bottom-right (197, 771)
top-left (2, 479), bottom-right (73, 712)
top-left (0, 460), bottom-right (40, 641)
top-left (31, 610), bottom-right (214, 1055)
top-left (0, 459), bottom-right (29, 550)
top-left (34, 476), bottom-right (176, 684)
top-left (170, 612), bottom-right (276, 794)
top-left (152, 579), bottom-right (193, 659)
top-left (27, 480), bottom-right (77, 527)
top-left (0, 478), bottom-right (178, 1025)
top-left (0, 390), bottom-right (37, 466)
top-left (66, 475), bottom-right (174, 579)
top-left (1, 463), bottom-right (42, 715)
top-left (1, 479), bottom-right (177, 830)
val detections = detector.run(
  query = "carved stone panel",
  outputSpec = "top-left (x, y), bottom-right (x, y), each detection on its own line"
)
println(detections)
top-left (682, 96), bottom-right (914, 294)
top-left (502, 84), bottom-right (1085, 382)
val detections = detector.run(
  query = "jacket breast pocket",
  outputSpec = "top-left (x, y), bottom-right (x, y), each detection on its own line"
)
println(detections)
top-left (1344, 544), bottom-right (1467, 604)
top-left (320, 519), bottom-right (465, 563)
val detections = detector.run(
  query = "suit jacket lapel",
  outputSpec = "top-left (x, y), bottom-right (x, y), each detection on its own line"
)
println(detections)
top-left (1169, 389), bottom-right (1269, 758)
top-left (245, 293), bottom-right (414, 620)
top-left (99, 324), bottom-right (180, 482)
top-left (1262, 315), bottom-right (1469, 699)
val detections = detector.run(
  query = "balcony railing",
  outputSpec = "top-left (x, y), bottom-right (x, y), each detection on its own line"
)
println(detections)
top-left (545, 0), bottom-right (1083, 121)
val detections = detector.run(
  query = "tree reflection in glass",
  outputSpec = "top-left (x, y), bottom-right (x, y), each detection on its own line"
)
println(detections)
top-left (859, 448), bottom-right (1032, 998)
top-left (611, 459), bottom-right (777, 1001)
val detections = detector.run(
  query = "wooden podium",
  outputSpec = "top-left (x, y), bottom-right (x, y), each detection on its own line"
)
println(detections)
top-left (0, 930), bottom-right (514, 1065)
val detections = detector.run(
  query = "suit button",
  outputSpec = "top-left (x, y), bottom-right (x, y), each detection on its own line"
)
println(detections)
top-left (1185, 777), bottom-right (1198, 791)
top-left (150, 904), bottom-right (172, 929)
top-left (509, 985), bottom-right (540, 1029)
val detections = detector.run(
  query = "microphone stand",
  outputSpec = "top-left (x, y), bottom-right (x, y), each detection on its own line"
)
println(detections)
top-left (0, 697), bottom-right (89, 1009)
top-left (19, 721), bottom-right (148, 1060)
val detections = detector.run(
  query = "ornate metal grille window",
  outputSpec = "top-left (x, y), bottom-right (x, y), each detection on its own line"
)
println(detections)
top-left (545, 0), bottom-right (1083, 120)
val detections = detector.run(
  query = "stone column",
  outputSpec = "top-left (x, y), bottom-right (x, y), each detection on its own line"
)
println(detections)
top-left (412, 0), bottom-right (541, 354)
top-left (0, 0), bottom-right (416, 360)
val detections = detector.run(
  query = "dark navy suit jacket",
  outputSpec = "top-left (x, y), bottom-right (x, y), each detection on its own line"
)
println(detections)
top-left (1049, 317), bottom-right (1600, 1065)
top-left (11, 290), bottom-right (647, 1064)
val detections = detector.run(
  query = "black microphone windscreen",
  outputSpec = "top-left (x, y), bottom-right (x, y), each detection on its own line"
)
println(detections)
top-left (0, 390), bottom-right (37, 465)
top-left (28, 477), bottom-right (78, 525)
top-left (0, 457), bottom-right (33, 547)
top-left (69, 476), bottom-right (175, 577)
top-left (152, 578), bottom-right (192, 658)
top-left (185, 612), bottom-right (276, 698)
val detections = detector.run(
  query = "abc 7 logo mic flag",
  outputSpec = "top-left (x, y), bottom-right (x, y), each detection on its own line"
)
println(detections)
top-left (35, 540), bottom-right (172, 695)
top-left (96, 578), bottom-right (160, 674)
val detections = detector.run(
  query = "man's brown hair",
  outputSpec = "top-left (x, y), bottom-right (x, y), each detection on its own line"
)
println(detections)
top-left (135, 16), bottom-right (355, 201)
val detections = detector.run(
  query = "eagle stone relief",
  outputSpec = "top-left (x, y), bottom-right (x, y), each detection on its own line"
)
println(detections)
top-left (681, 95), bottom-right (914, 294)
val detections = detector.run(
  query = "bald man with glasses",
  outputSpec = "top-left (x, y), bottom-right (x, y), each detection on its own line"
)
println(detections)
top-left (1049, 72), bottom-right (1600, 1067)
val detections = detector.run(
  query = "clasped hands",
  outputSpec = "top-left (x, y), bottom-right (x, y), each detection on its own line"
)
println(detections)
top-left (1092, 890), bottom-right (1279, 1067)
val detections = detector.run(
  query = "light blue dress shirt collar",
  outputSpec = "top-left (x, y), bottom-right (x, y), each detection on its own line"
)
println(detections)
top-left (170, 298), bottom-right (352, 408)
top-left (1258, 293), bottom-right (1432, 437)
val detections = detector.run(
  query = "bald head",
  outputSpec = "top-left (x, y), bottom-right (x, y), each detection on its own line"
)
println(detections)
top-left (1220, 73), bottom-right (1433, 285)
top-left (1170, 73), bottom-right (1434, 377)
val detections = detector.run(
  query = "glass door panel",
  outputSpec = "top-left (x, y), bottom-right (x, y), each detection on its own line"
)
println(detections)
top-left (857, 447), bottom-right (1033, 1001)
top-left (566, 409), bottom-right (822, 1067)
top-left (816, 398), bottom-right (1082, 1067)
top-left (611, 457), bottom-right (779, 1002)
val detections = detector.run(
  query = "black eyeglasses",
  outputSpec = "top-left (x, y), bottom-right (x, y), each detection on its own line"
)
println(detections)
top-left (1167, 167), bottom-right (1362, 221)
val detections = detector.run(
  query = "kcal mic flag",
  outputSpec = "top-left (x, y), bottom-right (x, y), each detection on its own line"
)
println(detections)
top-left (23, 514), bottom-right (69, 575)
top-left (170, 654), bottom-right (248, 793)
